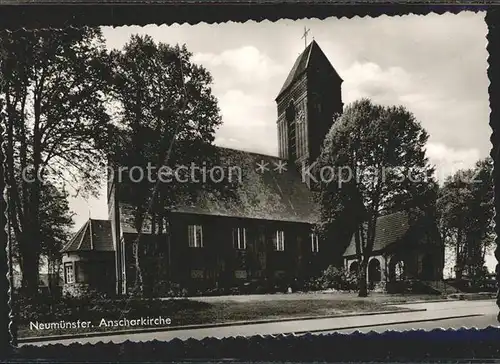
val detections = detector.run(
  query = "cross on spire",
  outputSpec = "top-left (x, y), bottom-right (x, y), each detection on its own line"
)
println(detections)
top-left (301, 26), bottom-right (310, 49)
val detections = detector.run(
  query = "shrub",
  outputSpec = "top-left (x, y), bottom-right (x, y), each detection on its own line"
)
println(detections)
top-left (469, 266), bottom-right (493, 292)
top-left (317, 265), bottom-right (357, 291)
top-left (159, 282), bottom-right (188, 298)
top-left (302, 277), bottom-right (323, 292)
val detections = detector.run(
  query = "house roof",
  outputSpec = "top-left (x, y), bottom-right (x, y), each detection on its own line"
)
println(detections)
top-left (118, 147), bottom-right (320, 233)
top-left (61, 219), bottom-right (114, 253)
top-left (343, 211), bottom-right (410, 257)
top-left (276, 40), bottom-right (343, 100)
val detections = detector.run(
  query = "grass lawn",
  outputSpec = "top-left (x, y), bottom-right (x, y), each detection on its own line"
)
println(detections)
top-left (18, 296), bottom-right (415, 339)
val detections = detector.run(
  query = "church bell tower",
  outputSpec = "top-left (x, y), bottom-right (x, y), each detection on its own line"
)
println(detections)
top-left (276, 40), bottom-right (343, 168)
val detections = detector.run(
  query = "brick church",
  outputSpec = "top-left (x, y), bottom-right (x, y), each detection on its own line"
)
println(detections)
top-left (60, 40), bottom-right (444, 297)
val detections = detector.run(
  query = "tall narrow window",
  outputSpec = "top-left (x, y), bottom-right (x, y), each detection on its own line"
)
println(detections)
top-left (311, 232), bottom-right (319, 253)
top-left (285, 102), bottom-right (296, 160)
top-left (274, 230), bottom-right (285, 251)
top-left (188, 225), bottom-right (203, 248)
top-left (64, 263), bottom-right (74, 284)
top-left (232, 227), bottom-right (247, 250)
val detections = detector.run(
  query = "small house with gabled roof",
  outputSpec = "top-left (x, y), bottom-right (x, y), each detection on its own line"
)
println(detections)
top-left (343, 211), bottom-right (444, 291)
top-left (60, 219), bottom-right (115, 296)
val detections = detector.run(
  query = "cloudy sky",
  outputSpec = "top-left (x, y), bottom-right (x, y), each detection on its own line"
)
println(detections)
top-left (69, 12), bottom-right (490, 269)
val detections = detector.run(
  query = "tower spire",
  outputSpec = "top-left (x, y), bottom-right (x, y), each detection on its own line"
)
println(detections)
top-left (301, 26), bottom-right (310, 49)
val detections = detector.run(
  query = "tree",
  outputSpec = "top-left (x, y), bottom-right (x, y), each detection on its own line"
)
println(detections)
top-left (316, 99), bottom-right (436, 297)
top-left (109, 35), bottom-right (224, 296)
top-left (1, 28), bottom-right (111, 297)
top-left (39, 184), bottom-right (74, 295)
top-left (8, 181), bottom-right (74, 295)
top-left (437, 157), bottom-right (494, 281)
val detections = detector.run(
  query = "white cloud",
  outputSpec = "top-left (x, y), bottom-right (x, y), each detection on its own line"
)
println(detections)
top-left (217, 89), bottom-right (269, 126)
top-left (426, 142), bottom-right (481, 183)
top-left (193, 46), bottom-right (286, 85)
top-left (342, 62), bottom-right (414, 104)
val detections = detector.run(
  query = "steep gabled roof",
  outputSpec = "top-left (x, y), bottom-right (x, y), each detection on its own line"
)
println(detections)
top-left (343, 211), bottom-right (411, 257)
top-left (118, 146), bottom-right (320, 233)
top-left (276, 40), bottom-right (343, 100)
top-left (61, 219), bottom-right (114, 253)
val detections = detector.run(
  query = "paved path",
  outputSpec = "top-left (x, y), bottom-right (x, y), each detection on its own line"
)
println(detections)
top-left (21, 299), bottom-right (497, 347)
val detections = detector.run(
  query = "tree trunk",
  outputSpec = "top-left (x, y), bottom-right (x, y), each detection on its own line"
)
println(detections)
top-left (24, 85), bottom-right (43, 298)
top-left (358, 257), bottom-right (368, 297)
top-left (132, 236), bottom-right (144, 296)
top-left (455, 230), bottom-right (463, 280)
top-left (47, 256), bottom-right (53, 296)
top-left (55, 257), bottom-right (62, 298)
top-left (20, 242), bottom-right (38, 297)
top-left (165, 215), bottom-right (172, 284)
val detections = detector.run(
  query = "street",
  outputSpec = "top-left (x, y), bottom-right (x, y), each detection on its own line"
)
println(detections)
top-left (322, 313), bottom-right (498, 335)
top-left (21, 299), bottom-right (499, 347)
top-left (314, 300), bottom-right (499, 335)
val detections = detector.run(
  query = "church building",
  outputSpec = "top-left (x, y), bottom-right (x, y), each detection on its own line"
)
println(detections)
top-left (60, 40), bottom-right (444, 297)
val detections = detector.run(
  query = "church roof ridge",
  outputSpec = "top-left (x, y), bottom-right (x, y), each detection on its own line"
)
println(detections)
top-left (215, 145), bottom-right (283, 160)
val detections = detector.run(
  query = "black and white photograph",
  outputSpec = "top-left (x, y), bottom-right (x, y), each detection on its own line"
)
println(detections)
top-left (2, 11), bottom-right (496, 347)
